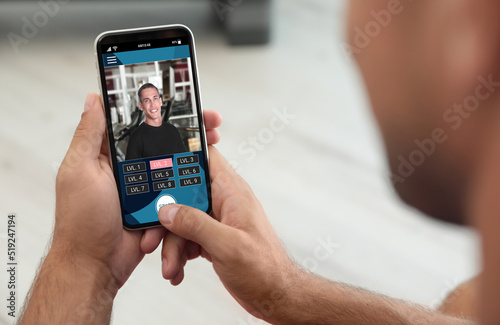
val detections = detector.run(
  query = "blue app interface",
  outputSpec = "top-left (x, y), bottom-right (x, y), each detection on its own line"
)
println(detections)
top-left (118, 151), bottom-right (208, 226)
top-left (102, 38), bottom-right (209, 226)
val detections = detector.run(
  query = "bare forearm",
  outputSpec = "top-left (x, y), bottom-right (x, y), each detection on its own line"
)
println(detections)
top-left (266, 270), bottom-right (475, 325)
top-left (18, 248), bottom-right (118, 325)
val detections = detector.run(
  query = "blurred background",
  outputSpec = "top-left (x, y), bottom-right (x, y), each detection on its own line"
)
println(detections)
top-left (0, 0), bottom-right (479, 324)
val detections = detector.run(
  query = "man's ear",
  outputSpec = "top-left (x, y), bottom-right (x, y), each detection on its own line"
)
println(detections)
top-left (138, 101), bottom-right (143, 111)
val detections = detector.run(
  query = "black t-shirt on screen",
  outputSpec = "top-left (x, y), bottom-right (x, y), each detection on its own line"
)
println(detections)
top-left (125, 121), bottom-right (187, 160)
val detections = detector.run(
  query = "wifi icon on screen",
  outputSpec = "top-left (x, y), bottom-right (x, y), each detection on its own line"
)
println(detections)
top-left (112, 46), bottom-right (118, 51)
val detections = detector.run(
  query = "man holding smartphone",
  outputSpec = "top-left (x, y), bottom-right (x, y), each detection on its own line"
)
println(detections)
top-left (18, 0), bottom-right (500, 324)
top-left (125, 83), bottom-right (186, 160)
top-left (17, 95), bottom-right (222, 324)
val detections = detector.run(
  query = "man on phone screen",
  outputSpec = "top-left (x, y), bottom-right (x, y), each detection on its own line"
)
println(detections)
top-left (125, 83), bottom-right (186, 160)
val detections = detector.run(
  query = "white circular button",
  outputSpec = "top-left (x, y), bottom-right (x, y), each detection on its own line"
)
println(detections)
top-left (156, 194), bottom-right (176, 213)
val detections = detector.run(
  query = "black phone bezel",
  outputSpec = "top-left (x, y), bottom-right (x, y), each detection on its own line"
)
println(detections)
top-left (95, 25), bottom-right (212, 230)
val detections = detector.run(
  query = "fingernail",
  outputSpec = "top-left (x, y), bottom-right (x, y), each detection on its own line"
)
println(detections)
top-left (159, 205), bottom-right (179, 225)
top-left (162, 258), bottom-right (168, 279)
top-left (84, 93), bottom-right (96, 112)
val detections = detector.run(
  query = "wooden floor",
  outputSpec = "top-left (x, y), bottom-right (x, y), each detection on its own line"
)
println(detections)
top-left (0, 0), bottom-right (479, 324)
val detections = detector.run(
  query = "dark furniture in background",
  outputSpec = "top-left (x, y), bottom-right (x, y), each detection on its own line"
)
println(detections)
top-left (0, 0), bottom-right (272, 45)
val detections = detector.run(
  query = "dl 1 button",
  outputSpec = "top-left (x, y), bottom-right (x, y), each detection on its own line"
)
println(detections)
top-left (156, 194), bottom-right (176, 213)
top-left (123, 162), bottom-right (146, 174)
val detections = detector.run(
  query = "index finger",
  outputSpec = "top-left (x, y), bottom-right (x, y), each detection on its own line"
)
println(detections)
top-left (203, 110), bottom-right (222, 130)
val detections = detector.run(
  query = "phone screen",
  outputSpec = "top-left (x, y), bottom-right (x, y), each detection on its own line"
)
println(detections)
top-left (95, 26), bottom-right (211, 229)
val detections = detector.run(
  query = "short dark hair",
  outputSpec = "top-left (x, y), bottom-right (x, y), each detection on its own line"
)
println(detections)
top-left (138, 83), bottom-right (159, 102)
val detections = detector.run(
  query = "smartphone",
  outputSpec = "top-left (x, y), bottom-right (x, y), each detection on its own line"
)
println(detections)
top-left (94, 25), bottom-right (211, 229)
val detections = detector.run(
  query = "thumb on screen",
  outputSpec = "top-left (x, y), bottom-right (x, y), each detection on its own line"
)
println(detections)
top-left (158, 204), bottom-right (230, 254)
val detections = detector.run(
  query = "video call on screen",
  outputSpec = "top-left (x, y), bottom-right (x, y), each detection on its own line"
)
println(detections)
top-left (102, 38), bottom-right (209, 226)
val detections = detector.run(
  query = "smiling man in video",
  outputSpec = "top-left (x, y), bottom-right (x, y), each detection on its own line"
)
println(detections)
top-left (125, 83), bottom-right (186, 160)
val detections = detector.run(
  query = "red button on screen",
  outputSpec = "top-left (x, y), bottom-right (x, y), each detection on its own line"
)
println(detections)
top-left (150, 158), bottom-right (173, 170)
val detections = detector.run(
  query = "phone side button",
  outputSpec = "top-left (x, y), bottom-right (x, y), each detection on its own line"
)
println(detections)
top-left (96, 76), bottom-right (101, 94)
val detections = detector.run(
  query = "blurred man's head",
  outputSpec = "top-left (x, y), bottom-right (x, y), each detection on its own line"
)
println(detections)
top-left (138, 83), bottom-right (163, 126)
top-left (346, 0), bottom-right (500, 224)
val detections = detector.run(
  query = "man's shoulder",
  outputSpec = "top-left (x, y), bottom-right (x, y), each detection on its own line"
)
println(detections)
top-left (162, 121), bottom-right (176, 128)
top-left (162, 122), bottom-right (179, 132)
top-left (129, 123), bottom-right (147, 138)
